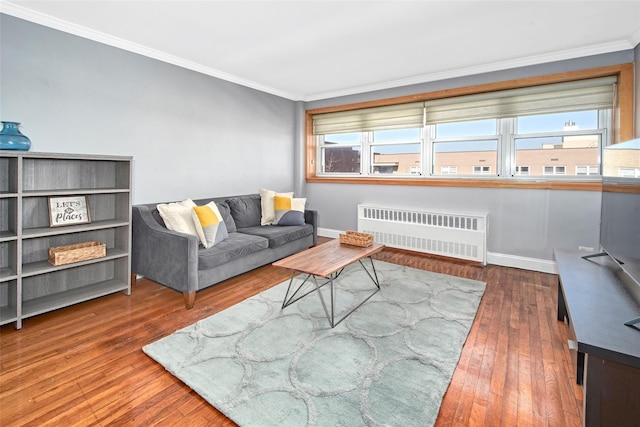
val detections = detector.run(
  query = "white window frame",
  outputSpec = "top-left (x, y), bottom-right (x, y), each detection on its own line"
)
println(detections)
top-left (431, 132), bottom-right (500, 177)
top-left (318, 134), bottom-right (362, 175)
top-left (314, 84), bottom-right (613, 181)
top-left (317, 114), bottom-right (610, 179)
top-left (368, 130), bottom-right (423, 176)
top-left (509, 113), bottom-right (607, 179)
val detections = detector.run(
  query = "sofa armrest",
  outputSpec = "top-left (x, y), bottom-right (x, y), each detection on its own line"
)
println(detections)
top-left (131, 205), bottom-right (199, 295)
top-left (304, 209), bottom-right (318, 246)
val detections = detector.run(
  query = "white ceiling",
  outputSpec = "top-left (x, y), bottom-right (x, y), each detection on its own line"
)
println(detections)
top-left (2, 1), bottom-right (640, 101)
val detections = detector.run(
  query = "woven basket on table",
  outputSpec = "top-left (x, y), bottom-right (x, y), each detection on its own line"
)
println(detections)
top-left (339, 231), bottom-right (374, 247)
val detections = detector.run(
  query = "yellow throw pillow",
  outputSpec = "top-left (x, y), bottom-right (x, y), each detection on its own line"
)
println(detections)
top-left (192, 202), bottom-right (229, 248)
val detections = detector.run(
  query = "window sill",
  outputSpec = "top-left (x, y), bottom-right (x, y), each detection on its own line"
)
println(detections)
top-left (306, 175), bottom-right (603, 191)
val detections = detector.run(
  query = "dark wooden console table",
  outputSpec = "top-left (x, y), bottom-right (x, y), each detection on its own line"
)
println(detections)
top-left (555, 249), bottom-right (640, 427)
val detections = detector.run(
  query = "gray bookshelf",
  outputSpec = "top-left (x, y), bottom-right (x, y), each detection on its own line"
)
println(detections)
top-left (0, 151), bottom-right (132, 329)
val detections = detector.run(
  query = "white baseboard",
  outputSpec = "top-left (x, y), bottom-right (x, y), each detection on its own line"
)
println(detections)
top-left (318, 228), bottom-right (557, 274)
top-left (486, 252), bottom-right (558, 274)
top-left (318, 227), bottom-right (342, 239)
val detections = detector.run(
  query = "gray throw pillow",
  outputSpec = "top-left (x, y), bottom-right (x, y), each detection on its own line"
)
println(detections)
top-left (216, 201), bottom-right (237, 233)
top-left (226, 195), bottom-right (262, 228)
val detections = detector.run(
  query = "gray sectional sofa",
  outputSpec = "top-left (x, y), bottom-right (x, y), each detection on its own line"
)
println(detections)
top-left (132, 194), bottom-right (317, 308)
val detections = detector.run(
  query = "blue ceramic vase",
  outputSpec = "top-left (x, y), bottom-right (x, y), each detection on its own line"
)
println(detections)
top-left (0, 121), bottom-right (31, 151)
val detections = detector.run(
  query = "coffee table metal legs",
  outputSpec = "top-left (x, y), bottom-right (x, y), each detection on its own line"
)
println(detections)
top-left (281, 256), bottom-right (380, 328)
top-left (281, 272), bottom-right (328, 309)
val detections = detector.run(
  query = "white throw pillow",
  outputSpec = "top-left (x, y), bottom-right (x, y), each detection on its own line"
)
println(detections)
top-left (156, 199), bottom-right (198, 236)
top-left (259, 188), bottom-right (294, 225)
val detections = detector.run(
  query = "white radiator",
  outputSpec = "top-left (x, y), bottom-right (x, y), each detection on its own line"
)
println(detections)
top-left (358, 204), bottom-right (488, 265)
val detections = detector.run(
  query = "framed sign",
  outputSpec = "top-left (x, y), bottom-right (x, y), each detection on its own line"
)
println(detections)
top-left (48, 196), bottom-right (92, 227)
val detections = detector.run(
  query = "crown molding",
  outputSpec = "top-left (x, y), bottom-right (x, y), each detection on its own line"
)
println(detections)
top-left (304, 40), bottom-right (636, 101)
top-left (0, 2), bottom-right (298, 100)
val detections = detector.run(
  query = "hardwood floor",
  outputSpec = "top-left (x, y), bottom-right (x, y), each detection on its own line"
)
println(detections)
top-left (1, 241), bottom-right (583, 426)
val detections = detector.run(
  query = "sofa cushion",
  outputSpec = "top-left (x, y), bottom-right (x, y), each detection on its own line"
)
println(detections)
top-left (198, 232), bottom-right (269, 270)
top-left (238, 224), bottom-right (314, 249)
top-left (226, 195), bottom-right (262, 228)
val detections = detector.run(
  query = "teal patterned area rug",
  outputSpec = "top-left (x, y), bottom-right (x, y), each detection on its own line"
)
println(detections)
top-left (143, 261), bottom-right (486, 427)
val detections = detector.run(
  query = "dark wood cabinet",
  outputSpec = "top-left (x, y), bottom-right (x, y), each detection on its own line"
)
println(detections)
top-left (555, 249), bottom-right (640, 427)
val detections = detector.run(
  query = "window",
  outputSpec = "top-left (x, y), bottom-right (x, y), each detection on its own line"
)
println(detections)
top-left (432, 119), bottom-right (498, 177)
top-left (309, 71), bottom-right (626, 186)
top-left (371, 128), bottom-right (422, 175)
top-left (619, 168), bottom-right (640, 178)
top-left (603, 139), bottom-right (640, 177)
top-left (576, 165), bottom-right (599, 175)
top-left (319, 133), bottom-right (361, 174)
top-left (513, 110), bottom-right (604, 177)
top-left (544, 165), bottom-right (566, 175)
top-left (473, 166), bottom-right (492, 174)
top-left (441, 166), bottom-right (458, 174)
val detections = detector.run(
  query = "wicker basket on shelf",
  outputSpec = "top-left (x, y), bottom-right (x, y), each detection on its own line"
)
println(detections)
top-left (48, 241), bottom-right (106, 266)
top-left (339, 231), bottom-right (374, 247)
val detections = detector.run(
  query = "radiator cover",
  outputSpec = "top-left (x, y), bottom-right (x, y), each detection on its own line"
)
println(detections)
top-left (358, 204), bottom-right (488, 265)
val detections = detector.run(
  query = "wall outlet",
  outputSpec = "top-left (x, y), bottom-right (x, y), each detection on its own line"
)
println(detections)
top-left (578, 246), bottom-right (595, 252)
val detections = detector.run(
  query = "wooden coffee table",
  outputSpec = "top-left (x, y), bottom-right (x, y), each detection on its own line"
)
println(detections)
top-left (273, 239), bottom-right (385, 328)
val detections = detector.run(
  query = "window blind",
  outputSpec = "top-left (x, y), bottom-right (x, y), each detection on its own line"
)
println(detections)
top-left (424, 77), bottom-right (616, 124)
top-left (312, 76), bottom-right (616, 134)
top-left (312, 102), bottom-right (424, 135)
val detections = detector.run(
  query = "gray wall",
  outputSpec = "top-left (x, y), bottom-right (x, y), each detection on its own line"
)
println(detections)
top-left (304, 183), bottom-right (602, 272)
top-left (303, 50), bottom-right (636, 271)
top-left (0, 15), bottom-right (297, 204)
